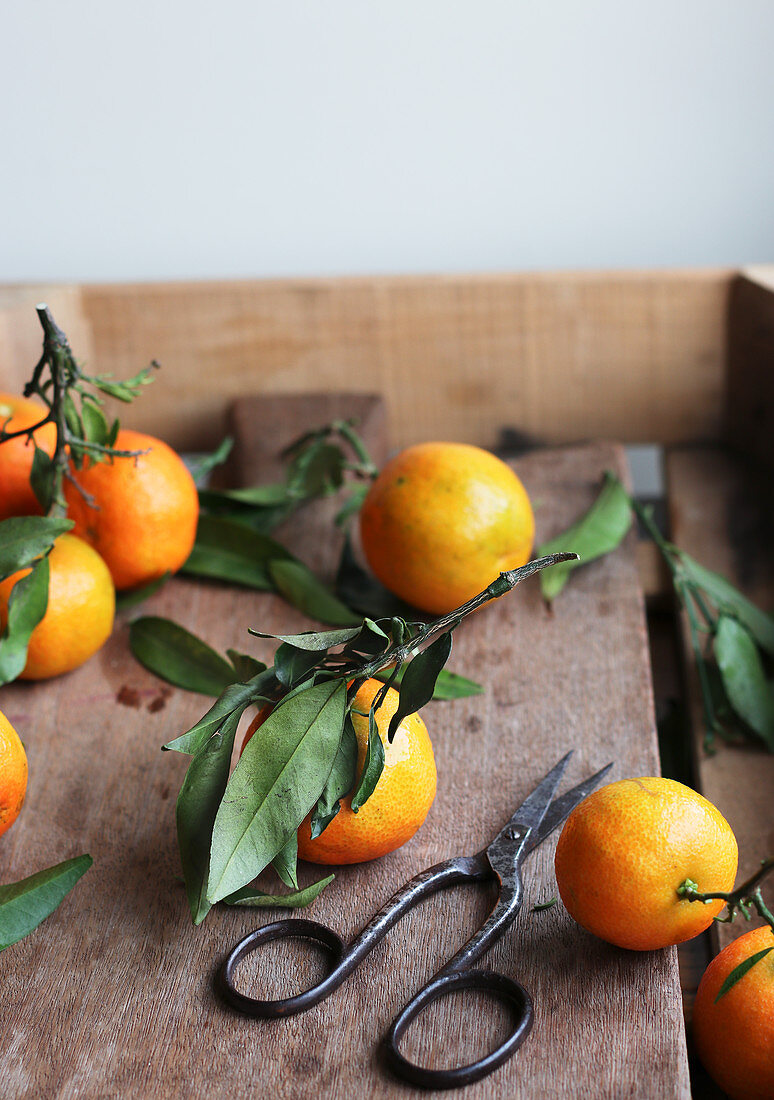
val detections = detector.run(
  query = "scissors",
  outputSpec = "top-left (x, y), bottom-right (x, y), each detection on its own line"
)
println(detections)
top-left (217, 752), bottom-right (612, 1089)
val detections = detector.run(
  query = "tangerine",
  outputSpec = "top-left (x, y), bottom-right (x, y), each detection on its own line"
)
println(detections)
top-left (0, 393), bottom-right (56, 520)
top-left (0, 533), bottom-right (115, 679)
top-left (554, 777), bottom-right (738, 950)
top-left (63, 428), bottom-right (198, 590)
top-left (360, 442), bottom-right (534, 615)
top-left (0, 710), bottom-right (28, 838)
top-left (692, 925), bottom-right (774, 1100)
top-left (242, 679), bottom-right (437, 864)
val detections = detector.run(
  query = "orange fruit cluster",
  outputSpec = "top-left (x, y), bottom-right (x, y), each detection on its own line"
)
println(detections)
top-left (0, 396), bottom-right (198, 680)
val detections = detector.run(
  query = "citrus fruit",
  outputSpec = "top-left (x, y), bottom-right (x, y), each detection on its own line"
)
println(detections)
top-left (359, 442), bottom-right (534, 615)
top-left (0, 710), bottom-right (28, 838)
top-left (0, 533), bottom-right (115, 679)
top-left (553, 777), bottom-right (738, 950)
top-left (0, 392), bottom-right (56, 520)
top-left (241, 678), bottom-right (437, 864)
top-left (63, 428), bottom-right (199, 591)
top-left (692, 925), bottom-right (774, 1100)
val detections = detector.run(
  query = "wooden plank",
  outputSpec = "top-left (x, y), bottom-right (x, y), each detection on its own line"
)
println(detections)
top-left (726, 266), bottom-right (774, 473)
top-left (1, 411), bottom-right (689, 1097)
top-left (666, 446), bottom-right (774, 952)
top-left (1, 270), bottom-right (730, 452)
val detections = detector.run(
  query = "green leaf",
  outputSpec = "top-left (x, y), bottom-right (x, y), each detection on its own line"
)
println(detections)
top-left (0, 855), bottom-right (92, 951)
top-left (29, 445), bottom-right (55, 513)
top-left (350, 707), bottom-right (385, 812)
top-left (375, 664), bottom-right (483, 701)
top-left (537, 472), bottom-right (632, 602)
top-left (271, 833), bottom-right (299, 890)
top-left (226, 650), bottom-right (267, 681)
top-left (207, 679), bottom-right (346, 904)
top-left (270, 559), bottom-right (360, 626)
top-left (288, 440), bottom-right (346, 497)
top-left (0, 516), bottom-right (72, 579)
top-left (680, 555), bottom-right (774, 658)
top-left (187, 436), bottom-right (234, 485)
top-left (201, 484), bottom-right (295, 507)
top-left (310, 714), bottom-right (358, 837)
top-left (714, 616), bottom-right (774, 749)
top-left (387, 631), bottom-right (453, 741)
top-left (130, 616), bottom-right (237, 697)
top-left (115, 572), bottom-right (171, 610)
top-left (0, 558), bottom-right (50, 685)
top-left (176, 707), bottom-right (245, 924)
top-left (224, 873), bottom-right (334, 909)
top-left (248, 626), bottom-right (363, 651)
top-left (63, 392), bottom-right (84, 439)
top-left (163, 670), bottom-right (276, 755)
top-left (80, 400), bottom-right (110, 445)
top-left (274, 642), bottom-right (324, 689)
top-left (714, 946), bottom-right (774, 1002)
top-left (182, 515), bottom-right (294, 590)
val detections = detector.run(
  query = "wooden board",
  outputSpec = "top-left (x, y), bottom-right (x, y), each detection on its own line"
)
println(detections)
top-left (0, 269), bottom-right (730, 454)
top-left (666, 445), bottom-right (774, 951)
top-left (1, 399), bottom-right (690, 1098)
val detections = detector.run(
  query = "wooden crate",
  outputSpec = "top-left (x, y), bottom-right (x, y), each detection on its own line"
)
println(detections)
top-left (1, 267), bottom-right (772, 1098)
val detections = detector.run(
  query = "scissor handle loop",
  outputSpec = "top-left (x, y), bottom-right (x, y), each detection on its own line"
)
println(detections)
top-left (383, 969), bottom-right (534, 1090)
top-left (218, 918), bottom-right (346, 1017)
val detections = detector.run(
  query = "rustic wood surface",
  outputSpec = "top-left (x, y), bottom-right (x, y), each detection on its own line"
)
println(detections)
top-left (666, 445), bottom-right (774, 952)
top-left (726, 267), bottom-right (774, 475)
top-left (1, 398), bottom-right (690, 1098)
top-left (1, 269), bottom-right (730, 454)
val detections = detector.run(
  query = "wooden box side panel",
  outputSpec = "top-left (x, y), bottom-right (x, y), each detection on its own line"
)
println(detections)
top-left (727, 266), bottom-right (774, 472)
top-left (0, 269), bottom-right (730, 452)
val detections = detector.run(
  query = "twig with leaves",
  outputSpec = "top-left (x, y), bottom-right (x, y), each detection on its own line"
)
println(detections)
top-left (0, 307), bottom-right (158, 686)
top-left (162, 552), bottom-right (576, 926)
top-left (538, 471), bottom-right (774, 754)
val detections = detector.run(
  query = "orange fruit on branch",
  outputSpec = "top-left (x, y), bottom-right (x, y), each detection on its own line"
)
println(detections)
top-left (0, 533), bottom-right (115, 680)
top-left (692, 925), bottom-right (774, 1100)
top-left (242, 678), bottom-right (437, 865)
top-left (359, 442), bottom-right (534, 615)
top-left (63, 428), bottom-right (198, 591)
top-left (554, 777), bottom-right (738, 950)
top-left (0, 710), bottom-right (28, 838)
top-left (0, 392), bottom-right (56, 520)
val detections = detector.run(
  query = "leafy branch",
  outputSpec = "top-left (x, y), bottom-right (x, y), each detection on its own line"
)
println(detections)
top-left (538, 471), bottom-right (774, 754)
top-left (162, 552), bottom-right (576, 925)
top-left (678, 859), bottom-right (774, 999)
top-left (0, 305), bottom-right (157, 518)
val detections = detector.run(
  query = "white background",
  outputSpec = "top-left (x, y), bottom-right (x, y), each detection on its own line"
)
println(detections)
top-left (2, 1), bottom-right (773, 282)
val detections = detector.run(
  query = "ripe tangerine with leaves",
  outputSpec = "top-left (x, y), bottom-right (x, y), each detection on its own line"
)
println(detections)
top-left (0, 710), bottom-right (28, 838)
top-left (0, 393), bottom-right (56, 521)
top-left (359, 442), bottom-right (535, 615)
top-left (241, 678), bottom-right (437, 864)
top-left (63, 428), bottom-right (199, 591)
top-left (0, 533), bottom-right (115, 680)
top-left (554, 777), bottom-right (738, 950)
top-left (692, 925), bottom-right (774, 1100)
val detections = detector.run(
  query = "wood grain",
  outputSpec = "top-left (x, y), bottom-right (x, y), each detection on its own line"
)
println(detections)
top-left (1, 270), bottom-right (730, 453)
top-left (666, 446), bottom-right (774, 951)
top-left (1, 403), bottom-right (689, 1098)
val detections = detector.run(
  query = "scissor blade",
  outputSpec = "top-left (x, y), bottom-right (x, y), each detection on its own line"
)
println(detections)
top-left (524, 761), bottom-right (614, 854)
top-left (488, 751), bottom-right (573, 855)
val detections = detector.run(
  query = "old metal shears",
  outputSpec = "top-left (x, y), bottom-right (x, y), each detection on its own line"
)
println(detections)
top-left (217, 752), bottom-right (612, 1089)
